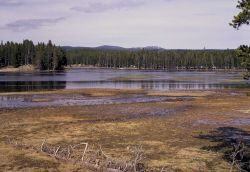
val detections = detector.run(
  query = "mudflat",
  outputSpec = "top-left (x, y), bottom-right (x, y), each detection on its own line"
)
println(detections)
top-left (0, 88), bottom-right (250, 171)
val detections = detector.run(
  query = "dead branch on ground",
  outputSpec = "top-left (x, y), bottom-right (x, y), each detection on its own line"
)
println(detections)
top-left (5, 137), bottom-right (174, 172)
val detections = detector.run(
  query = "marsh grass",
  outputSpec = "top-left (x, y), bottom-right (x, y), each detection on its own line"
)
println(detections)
top-left (13, 154), bottom-right (60, 169)
top-left (0, 89), bottom-right (250, 171)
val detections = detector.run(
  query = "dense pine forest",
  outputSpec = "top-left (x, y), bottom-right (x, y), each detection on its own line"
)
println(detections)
top-left (0, 41), bottom-right (244, 71)
top-left (0, 40), bottom-right (67, 70)
top-left (66, 48), bottom-right (241, 70)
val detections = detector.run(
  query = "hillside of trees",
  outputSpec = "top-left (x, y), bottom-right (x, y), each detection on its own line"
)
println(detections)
top-left (66, 48), bottom-right (241, 70)
top-left (0, 40), bottom-right (67, 71)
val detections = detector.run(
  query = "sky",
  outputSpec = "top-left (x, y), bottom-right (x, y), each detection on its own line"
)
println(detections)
top-left (0, 0), bottom-right (249, 49)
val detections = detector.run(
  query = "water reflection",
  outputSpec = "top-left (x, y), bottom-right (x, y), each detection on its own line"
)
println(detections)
top-left (66, 80), bottom-right (250, 91)
top-left (0, 69), bottom-right (249, 92)
top-left (0, 81), bottom-right (66, 92)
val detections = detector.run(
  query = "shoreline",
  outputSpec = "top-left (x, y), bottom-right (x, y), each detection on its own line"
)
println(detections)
top-left (0, 65), bottom-right (36, 73)
top-left (0, 87), bottom-right (247, 97)
top-left (66, 65), bottom-right (245, 72)
top-left (0, 88), bottom-right (146, 96)
top-left (0, 65), bottom-right (245, 73)
top-left (0, 65), bottom-right (66, 73)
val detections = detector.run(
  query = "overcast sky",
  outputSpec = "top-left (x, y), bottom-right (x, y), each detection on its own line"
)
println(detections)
top-left (0, 0), bottom-right (249, 49)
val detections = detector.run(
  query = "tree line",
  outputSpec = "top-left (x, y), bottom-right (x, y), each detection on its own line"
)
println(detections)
top-left (0, 41), bottom-right (247, 72)
top-left (0, 40), bottom-right (67, 70)
top-left (66, 48), bottom-right (240, 70)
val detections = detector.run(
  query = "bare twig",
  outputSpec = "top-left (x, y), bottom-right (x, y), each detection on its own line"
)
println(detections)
top-left (54, 146), bottom-right (60, 157)
top-left (5, 137), bottom-right (172, 172)
top-left (41, 139), bottom-right (46, 152)
top-left (230, 141), bottom-right (247, 172)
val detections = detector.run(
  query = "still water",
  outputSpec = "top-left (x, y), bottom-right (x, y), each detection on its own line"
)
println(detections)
top-left (0, 68), bottom-right (249, 92)
top-left (0, 94), bottom-right (192, 108)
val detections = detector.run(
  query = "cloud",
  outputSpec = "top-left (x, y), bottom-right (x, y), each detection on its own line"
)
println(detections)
top-left (0, 0), bottom-right (248, 49)
top-left (71, 0), bottom-right (146, 13)
top-left (2, 17), bottom-right (65, 31)
top-left (0, 0), bottom-right (23, 7)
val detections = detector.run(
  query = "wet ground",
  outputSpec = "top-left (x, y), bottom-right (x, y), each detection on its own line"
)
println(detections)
top-left (0, 93), bottom-right (193, 109)
top-left (1, 88), bottom-right (250, 172)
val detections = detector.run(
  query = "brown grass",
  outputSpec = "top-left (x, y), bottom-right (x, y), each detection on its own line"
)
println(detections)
top-left (0, 88), bottom-right (146, 96)
top-left (1, 89), bottom-right (250, 171)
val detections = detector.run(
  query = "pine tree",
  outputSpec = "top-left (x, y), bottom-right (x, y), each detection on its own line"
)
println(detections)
top-left (231, 0), bottom-right (250, 79)
top-left (0, 40), bottom-right (67, 71)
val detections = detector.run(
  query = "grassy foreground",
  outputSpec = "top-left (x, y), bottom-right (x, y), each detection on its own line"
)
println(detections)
top-left (0, 89), bottom-right (250, 171)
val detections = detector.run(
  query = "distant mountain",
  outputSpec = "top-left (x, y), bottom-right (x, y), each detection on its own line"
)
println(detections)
top-left (62, 45), bottom-right (166, 51)
top-left (134, 46), bottom-right (166, 51)
top-left (95, 45), bottom-right (126, 51)
top-left (62, 46), bottom-right (89, 51)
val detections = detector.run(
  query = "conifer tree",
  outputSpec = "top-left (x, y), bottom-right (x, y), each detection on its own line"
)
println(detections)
top-left (0, 40), bottom-right (67, 71)
top-left (231, 0), bottom-right (250, 79)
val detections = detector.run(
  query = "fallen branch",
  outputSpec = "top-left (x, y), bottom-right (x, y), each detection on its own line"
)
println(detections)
top-left (5, 137), bottom-right (173, 172)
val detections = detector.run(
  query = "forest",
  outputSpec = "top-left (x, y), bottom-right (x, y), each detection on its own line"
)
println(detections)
top-left (0, 41), bottom-right (245, 71)
top-left (66, 48), bottom-right (241, 70)
top-left (0, 40), bottom-right (67, 70)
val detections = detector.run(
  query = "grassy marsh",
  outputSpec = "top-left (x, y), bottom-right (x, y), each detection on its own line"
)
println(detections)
top-left (0, 88), bottom-right (250, 171)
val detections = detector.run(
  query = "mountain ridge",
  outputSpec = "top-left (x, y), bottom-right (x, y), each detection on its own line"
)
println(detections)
top-left (62, 45), bottom-right (166, 51)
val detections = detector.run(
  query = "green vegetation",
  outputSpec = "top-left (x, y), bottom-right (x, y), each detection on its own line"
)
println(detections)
top-left (230, 0), bottom-right (250, 29)
top-left (236, 45), bottom-right (250, 79)
top-left (66, 48), bottom-right (240, 70)
top-left (0, 40), bottom-right (67, 71)
top-left (231, 0), bottom-right (250, 79)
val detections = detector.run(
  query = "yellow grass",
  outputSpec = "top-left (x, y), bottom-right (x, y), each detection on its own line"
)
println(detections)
top-left (0, 89), bottom-right (250, 171)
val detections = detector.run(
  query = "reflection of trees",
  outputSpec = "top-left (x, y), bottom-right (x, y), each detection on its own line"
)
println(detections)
top-left (0, 81), bottom-right (66, 92)
top-left (69, 80), bottom-right (250, 90)
top-left (0, 80), bottom-right (249, 92)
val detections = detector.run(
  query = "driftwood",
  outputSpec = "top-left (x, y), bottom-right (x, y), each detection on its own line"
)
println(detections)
top-left (230, 141), bottom-right (249, 172)
top-left (5, 137), bottom-right (172, 172)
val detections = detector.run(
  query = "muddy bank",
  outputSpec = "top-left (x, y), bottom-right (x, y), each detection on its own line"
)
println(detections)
top-left (0, 93), bottom-right (193, 109)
